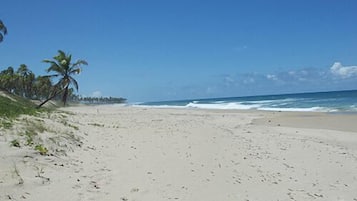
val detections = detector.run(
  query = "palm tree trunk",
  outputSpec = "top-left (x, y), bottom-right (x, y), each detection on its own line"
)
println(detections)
top-left (62, 86), bottom-right (69, 106)
top-left (36, 88), bottom-right (62, 109)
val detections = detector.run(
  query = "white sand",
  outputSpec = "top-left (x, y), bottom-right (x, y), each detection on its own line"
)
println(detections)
top-left (1, 106), bottom-right (357, 201)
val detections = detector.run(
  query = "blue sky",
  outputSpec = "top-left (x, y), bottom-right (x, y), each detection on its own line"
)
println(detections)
top-left (1, 0), bottom-right (357, 102)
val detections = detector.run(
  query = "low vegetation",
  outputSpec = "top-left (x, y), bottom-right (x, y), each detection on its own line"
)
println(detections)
top-left (10, 139), bottom-right (20, 147)
top-left (1, 93), bottom-right (82, 157)
top-left (34, 144), bottom-right (48, 155)
top-left (0, 92), bottom-right (50, 130)
top-left (0, 93), bottom-right (38, 118)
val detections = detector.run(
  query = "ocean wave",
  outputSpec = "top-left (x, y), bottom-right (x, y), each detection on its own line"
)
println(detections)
top-left (244, 98), bottom-right (302, 104)
top-left (186, 102), bottom-right (261, 110)
top-left (259, 107), bottom-right (337, 112)
top-left (349, 105), bottom-right (357, 111)
top-left (133, 104), bottom-right (188, 109)
top-left (135, 102), bottom-right (341, 112)
top-left (135, 90), bottom-right (357, 112)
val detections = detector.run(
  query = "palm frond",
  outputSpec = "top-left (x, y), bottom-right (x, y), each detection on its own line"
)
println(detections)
top-left (56, 50), bottom-right (66, 59)
top-left (46, 63), bottom-right (65, 74)
top-left (67, 54), bottom-right (72, 64)
top-left (55, 78), bottom-right (70, 91)
top-left (42, 59), bottom-right (54, 63)
top-left (69, 68), bottom-right (81, 75)
top-left (48, 66), bottom-right (64, 74)
top-left (73, 59), bottom-right (88, 66)
top-left (0, 20), bottom-right (7, 35)
top-left (42, 74), bottom-right (60, 78)
top-left (0, 20), bottom-right (7, 43)
top-left (69, 76), bottom-right (79, 91)
top-left (43, 60), bottom-right (60, 68)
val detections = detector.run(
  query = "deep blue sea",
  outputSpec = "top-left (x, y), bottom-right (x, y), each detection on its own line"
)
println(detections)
top-left (137, 90), bottom-right (357, 112)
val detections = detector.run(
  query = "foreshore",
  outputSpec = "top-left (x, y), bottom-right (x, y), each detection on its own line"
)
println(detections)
top-left (1, 105), bottom-right (357, 201)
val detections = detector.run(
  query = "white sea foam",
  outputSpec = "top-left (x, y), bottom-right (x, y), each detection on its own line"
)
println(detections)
top-left (349, 105), bottom-right (357, 111)
top-left (133, 104), bottom-right (187, 109)
top-left (136, 103), bottom-right (340, 112)
top-left (213, 101), bottom-right (226, 104)
top-left (245, 98), bottom-right (300, 104)
top-left (135, 102), bottom-right (261, 110)
top-left (111, 103), bottom-right (128, 107)
top-left (259, 107), bottom-right (335, 112)
top-left (186, 102), bottom-right (261, 110)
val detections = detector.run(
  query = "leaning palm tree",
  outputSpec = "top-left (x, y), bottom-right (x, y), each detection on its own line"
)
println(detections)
top-left (0, 20), bottom-right (7, 42)
top-left (37, 50), bottom-right (88, 108)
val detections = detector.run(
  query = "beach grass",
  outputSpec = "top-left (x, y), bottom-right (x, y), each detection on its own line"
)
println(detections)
top-left (0, 93), bottom-right (51, 129)
top-left (0, 95), bottom-right (37, 118)
top-left (0, 92), bottom-right (82, 157)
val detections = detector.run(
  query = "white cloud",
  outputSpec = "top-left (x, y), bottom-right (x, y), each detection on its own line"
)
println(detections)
top-left (91, 90), bottom-right (102, 97)
top-left (266, 74), bottom-right (278, 81)
top-left (224, 76), bottom-right (234, 83)
top-left (215, 63), bottom-right (357, 98)
top-left (243, 77), bottom-right (255, 84)
top-left (223, 76), bottom-right (235, 87)
top-left (330, 62), bottom-right (357, 78)
top-left (288, 71), bottom-right (295, 75)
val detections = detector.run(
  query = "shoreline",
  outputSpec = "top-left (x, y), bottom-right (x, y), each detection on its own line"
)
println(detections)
top-left (1, 106), bottom-right (356, 201)
top-left (251, 110), bottom-right (357, 133)
top-left (131, 105), bottom-right (357, 133)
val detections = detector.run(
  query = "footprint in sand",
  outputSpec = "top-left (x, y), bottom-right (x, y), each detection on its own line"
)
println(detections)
top-left (131, 188), bottom-right (139, 193)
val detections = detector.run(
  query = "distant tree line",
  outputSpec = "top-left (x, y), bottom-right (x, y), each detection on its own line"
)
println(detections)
top-left (0, 64), bottom-right (53, 100)
top-left (0, 64), bottom-right (126, 105)
top-left (73, 96), bottom-right (127, 104)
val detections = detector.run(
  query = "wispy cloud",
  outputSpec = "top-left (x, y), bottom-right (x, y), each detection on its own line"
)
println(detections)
top-left (266, 74), bottom-right (278, 81)
top-left (216, 62), bottom-right (357, 97)
top-left (91, 90), bottom-right (102, 97)
top-left (147, 62), bottom-right (357, 101)
top-left (330, 62), bottom-right (357, 78)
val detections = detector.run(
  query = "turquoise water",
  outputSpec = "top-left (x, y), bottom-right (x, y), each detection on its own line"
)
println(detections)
top-left (138, 90), bottom-right (357, 112)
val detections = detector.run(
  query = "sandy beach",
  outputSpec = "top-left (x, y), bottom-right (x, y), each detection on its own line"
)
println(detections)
top-left (1, 106), bottom-right (357, 201)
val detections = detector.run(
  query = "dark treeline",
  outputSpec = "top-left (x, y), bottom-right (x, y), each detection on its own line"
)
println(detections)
top-left (73, 96), bottom-right (127, 104)
top-left (0, 64), bottom-right (126, 104)
top-left (0, 64), bottom-right (53, 100)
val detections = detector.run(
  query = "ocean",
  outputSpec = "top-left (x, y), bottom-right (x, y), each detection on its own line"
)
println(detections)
top-left (137, 90), bottom-right (357, 112)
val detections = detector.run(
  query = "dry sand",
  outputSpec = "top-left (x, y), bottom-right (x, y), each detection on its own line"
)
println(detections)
top-left (1, 106), bottom-right (357, 201)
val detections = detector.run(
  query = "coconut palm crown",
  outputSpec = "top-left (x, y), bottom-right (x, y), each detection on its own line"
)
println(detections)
top-left (0, 20), bottom-right (8, 42)
top-left (41, 50), bottom-right (88, 106)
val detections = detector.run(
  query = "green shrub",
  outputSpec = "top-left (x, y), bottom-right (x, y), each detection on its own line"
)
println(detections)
top-left (10, 139), bottom-right (20, 147)
top-left (35, 144), bottom-right (48, 155)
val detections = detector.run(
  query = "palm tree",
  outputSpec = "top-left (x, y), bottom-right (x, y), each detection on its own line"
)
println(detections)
top-left (37, 50), bottom-right (88, 108)
top-left (0, 20), bottom-right (7, 42)
top-left (0, 67), bottom-right (16, 93)
top-left (16, 64), bottom-right (34, 98)
top-left (33, 76), bottom-right (52, 100)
